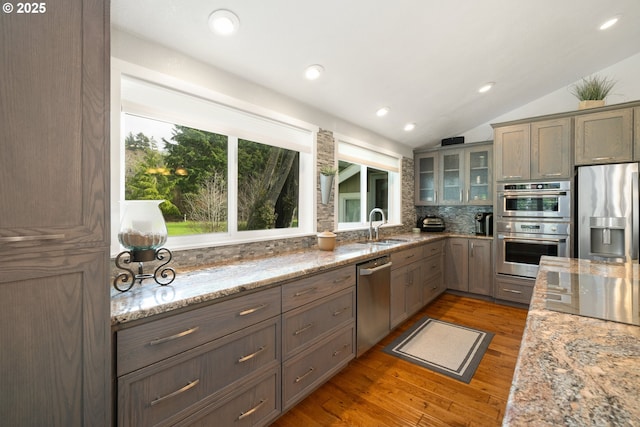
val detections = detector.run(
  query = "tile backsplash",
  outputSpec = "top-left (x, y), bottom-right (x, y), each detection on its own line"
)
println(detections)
top-left (416, 205), bottom-right (494, 235)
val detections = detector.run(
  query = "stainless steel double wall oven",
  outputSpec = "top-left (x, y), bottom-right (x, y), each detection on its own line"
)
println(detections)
top-left (496, 181), bottom-right (571, 279)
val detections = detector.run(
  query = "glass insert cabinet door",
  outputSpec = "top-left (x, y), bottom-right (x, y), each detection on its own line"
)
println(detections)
top-left (440, 150), bottom-right (463, 204)
top-left (467, 147), bottom-right (492, 204)
top-left (416, 154), bottom-right (438, 204)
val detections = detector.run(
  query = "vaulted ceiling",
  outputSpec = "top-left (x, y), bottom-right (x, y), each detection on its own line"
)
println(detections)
top-left (111, 0), bottom-right (640, 149)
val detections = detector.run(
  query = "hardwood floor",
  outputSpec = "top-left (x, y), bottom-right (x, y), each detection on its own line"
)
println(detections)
top-left (270, 293), bottom-right (528, 427)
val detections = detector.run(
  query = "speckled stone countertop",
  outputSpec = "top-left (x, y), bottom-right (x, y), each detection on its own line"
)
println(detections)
top-left (503, 256), bottom-right (640, 426)
top-left (112, 232), bottom-right (489, 326)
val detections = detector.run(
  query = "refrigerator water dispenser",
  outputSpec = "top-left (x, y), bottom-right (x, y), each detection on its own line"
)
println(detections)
top-left (589, 217), bottom-right (625, 259)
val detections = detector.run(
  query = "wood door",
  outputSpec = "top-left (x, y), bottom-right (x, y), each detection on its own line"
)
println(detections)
top-left (405, 261), bottom-right (423, 316)
top-left (531, 118), bottom-right (572, 179)
top-left (494, 124), bottom-right (530, 181)
top-left (468, 240), bottom-right (493, 296)
top-left (390, 266), bottom-right (408, 329)
top-left (0, 0), bottom-right (109, 255)
top-left (575, 108), bottom-right (633, 165)
top-left (0, 249), bottom-right (110, 426)
top-left (444, 238), bottom-right (469, 291)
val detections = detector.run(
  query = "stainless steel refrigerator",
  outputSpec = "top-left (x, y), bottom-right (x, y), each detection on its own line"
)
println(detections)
top-left (577, 162), bottom-right (639, 262)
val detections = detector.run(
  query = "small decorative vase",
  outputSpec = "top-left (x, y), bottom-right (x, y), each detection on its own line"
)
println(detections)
top-left (320, 174), bottom-right (335, 205)
top-left (118, 200), bottom-right (168, 261)
top-left (317, 230), bottom-right (337, 251)
top-left (578, 100), bottom-right (605, 110)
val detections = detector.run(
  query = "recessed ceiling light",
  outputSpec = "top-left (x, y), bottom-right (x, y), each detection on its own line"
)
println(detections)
top-left (599, 16), bottom-right (620, 30)
top-left (478, 82), bottom-right (495, 93)
top-left (304, 64), bottom-right (324, 80)
top-left (208, 9), bottom-right (240, 36)
top-left (404, 123), bottom-right (416, 132)
top-left (376, 107), bottom-right (390, 117)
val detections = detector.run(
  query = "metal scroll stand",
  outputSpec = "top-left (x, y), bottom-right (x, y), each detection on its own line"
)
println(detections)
top-left (113, 247), bottom-right (176, 292)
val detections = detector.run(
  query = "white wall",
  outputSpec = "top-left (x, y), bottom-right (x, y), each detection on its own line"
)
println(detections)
top-left (111, 28), bottom-right (414, 158)
top-left (462, 52), bottom-right (640, 142)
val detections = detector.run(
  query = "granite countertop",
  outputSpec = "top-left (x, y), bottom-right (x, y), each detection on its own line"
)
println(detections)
top-left (112, 232), bottom-right (488, 326)
top-left (503, 256), bottom-right (640, 426)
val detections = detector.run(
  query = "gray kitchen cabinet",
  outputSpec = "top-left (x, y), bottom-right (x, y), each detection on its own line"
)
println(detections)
top-left (281, 266), bottom-right (356, 410)
top-left (0, 1), bottom-right (110, 425)
top-left (390, 260), bottom-right (422, 329)
top-left (466, 145), bottom-right (493, 204)
top-left (575, 108), bottom-right (633, 165)
top-left (116, 287), bottom-right (282, 427)
top-left (494, 124), bottom-right (530, 181)
top-left (530, 118), bottom-right (572, 179)
top-left (415, 152), bottom-right (439, 205)
top-left (440, 149), bottom-right (465, 204)
top-left (494, 275), bottom-right (535, 305)
top-left (444, 238), bottom-right (469, 291)
top-left (422, 240), bottom-right (445, 304)
top-left (445, 238), bottom-right (492, 296)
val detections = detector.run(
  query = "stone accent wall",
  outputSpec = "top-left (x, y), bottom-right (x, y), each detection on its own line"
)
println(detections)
top-left (316, 129), bottom-right (336, 233)
top-left (416, 205), bottom-right (494, 234)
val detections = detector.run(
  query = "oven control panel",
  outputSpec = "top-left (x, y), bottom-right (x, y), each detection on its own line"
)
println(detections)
top-left (497, 221), bottom-right (570, 235)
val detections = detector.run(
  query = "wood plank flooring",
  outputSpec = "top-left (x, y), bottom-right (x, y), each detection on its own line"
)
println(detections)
top-left (270, 293), bottom-right (528, 427)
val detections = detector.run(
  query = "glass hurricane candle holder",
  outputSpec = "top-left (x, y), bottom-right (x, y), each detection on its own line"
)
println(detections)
top-left (113, 200), bottom-right (175, 292)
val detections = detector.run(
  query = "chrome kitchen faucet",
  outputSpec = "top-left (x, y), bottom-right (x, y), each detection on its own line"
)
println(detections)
top-left (368, 208), bottom-right (387, 241)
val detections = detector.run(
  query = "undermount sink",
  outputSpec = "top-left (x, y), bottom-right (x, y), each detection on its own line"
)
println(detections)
top-left (357, 238), bottom-right (408, 245)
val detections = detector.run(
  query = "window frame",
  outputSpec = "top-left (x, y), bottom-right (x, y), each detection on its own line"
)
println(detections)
top-left (335, 134), bottom-right (402, 231)
top-left (110, 59), bottom-right (317, 256)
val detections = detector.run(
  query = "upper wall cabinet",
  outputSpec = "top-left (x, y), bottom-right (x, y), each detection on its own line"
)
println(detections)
top-left (575, 108), bottom-right (633, 165)
top-left (415, 152), bottom-right (439, 205)
top-left (494, 124), bottom-right (530, 181)
top-left (495, 118), bottom-right (571, 182)
top-left (415, 142), bottom-right (492, 206)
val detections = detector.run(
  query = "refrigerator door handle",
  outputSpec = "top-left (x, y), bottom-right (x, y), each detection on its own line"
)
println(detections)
top-left (633, 172), bottom-right (639, 261)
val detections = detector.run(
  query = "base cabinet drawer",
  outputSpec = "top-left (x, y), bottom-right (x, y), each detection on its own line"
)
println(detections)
top-left (282, 287), bottom-right (354, 358)
top-left (176, 369), bottom-right (280, 427)
top-left (118, 318), bottom-right (280, 427)
top-left (116, 286), bottom-right (281, 376)
top-left (495, 276), bottom-right (534, 305)
top-left (283, 325), bottom-right (354, 410)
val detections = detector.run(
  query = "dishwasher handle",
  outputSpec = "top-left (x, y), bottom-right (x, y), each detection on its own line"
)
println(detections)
top-left (359, 262), bottom-right (392, 276)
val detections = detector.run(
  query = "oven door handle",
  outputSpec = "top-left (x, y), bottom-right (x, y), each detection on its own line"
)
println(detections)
top-left (499, 191), bottom-right (568, 198)
top-left (497, 235), bottom-right (567, 244)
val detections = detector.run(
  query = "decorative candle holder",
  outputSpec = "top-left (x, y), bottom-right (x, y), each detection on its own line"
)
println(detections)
top-left (113, 200), bottom-right (176, 292)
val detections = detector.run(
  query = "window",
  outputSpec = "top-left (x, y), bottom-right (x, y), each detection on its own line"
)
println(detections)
top-left (111, 61), bottom-right (315, 255)
top-left (336, 137), bottom-right (401, 230)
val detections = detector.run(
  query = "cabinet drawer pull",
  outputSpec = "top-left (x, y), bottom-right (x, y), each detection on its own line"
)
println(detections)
top-left (295, 367), bottom-right (315, 383)
top-left (238, 304), bottom-right (267, 316)
top-left (150, 379), bottom-right (199, 406)
top-left (294, 287), bottom-right (317, 297)
top-left (503, 288), bottom-right (523, 294)
top-left (333, 306), bottom-right (350, 317)
top-left (238, 345), bottom-right (267, 363)
top-left (543, 173), bottom-right (562, 177)
top-left (333, 275), bottom-right (352, 284)
top-left (504, 175), bottom-right (522, 179)
top-left (405, 253), bottom-right (416, 259)
top-left (592, 156), bottom-right (614, 161)
top-left (333, 343), bottom-right (350, 357)
top-left (293, 323), bottom-right (314, 335)
top-left (237, 399), bottom-right (267, 421)
top-left (149, 327), bottom-right (199, 346)
top-left (0, 234), bottom-right (65, 242)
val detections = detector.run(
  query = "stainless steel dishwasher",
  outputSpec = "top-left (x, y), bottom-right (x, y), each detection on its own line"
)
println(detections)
top-left (356, 255), bottom-right (392, 357)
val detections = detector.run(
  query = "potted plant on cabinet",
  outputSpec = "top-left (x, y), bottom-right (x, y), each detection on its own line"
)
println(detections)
top-left (319, 165), bottom-right (337, 205)
top-left (570, 75), bottom-right (616, 110)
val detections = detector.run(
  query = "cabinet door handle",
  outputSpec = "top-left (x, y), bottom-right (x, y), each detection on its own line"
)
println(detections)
top-left (238, 304), bottom-right (267, 316)
top-left (150, 379), bottom-right (199, 406)
top-left (238, 399), bottom-right (267, 421)
top-left (470, 242), bottom-right (474, 257)
top-left (332, 343), bottom-right (350, 357)
top-left (434, 190), bottom-right (438, 203)
top-left (149, 326), bottom-right (199, 346)
top-left (333, 275), bottom-right (352, 284)
top-left (238, 345), bottom-right (267, 363)
top-left (0, 234), bottom-right (65, 242)
top-left (294, 287), bottom-right (317, 297)
top-left (295, 367), bottom-right (315, 383)
top-left (543, 173), bottom-right (562, 177)
top-left (293, 323), bottom-right (314, 335)
top-left (503, 288), bottom-right (523, 294)
top-left (333, 306), bottom-right (349, 317)
top-left (592, 156), bottom-right (615, 161)
top-left (460, 190), bottom-right (463, 203)
top-left (504, 175), bottom-right (522, 179)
